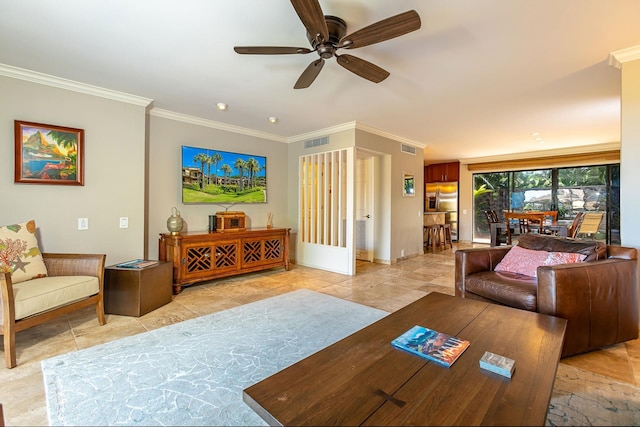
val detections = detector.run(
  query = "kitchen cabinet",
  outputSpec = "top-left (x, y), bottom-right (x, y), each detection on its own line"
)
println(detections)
top-left (424, 161), bottom-right (460, 183)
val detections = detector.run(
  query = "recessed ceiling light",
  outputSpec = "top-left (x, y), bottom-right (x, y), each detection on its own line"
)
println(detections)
top-left (216, 102), bottom-right (228, 111)
top-left (531, 132), bottom-right (544, 143)
top-left (268, 116), bottom-right (278, 124)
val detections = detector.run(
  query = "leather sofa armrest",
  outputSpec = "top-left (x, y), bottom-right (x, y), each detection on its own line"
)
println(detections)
top-left (607, 245), bottom-right (637, 260)
top-left (537, 258), bottom-right (639, 357)
top-left (455, 247), bottom-right (511, 297)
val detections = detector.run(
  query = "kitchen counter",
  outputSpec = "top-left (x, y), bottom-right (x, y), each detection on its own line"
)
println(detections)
top-left (423, 212), bottom-right (446, 226)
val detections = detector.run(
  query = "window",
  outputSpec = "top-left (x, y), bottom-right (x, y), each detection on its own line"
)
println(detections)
top-left (473, 164), bottom-right (619, 244)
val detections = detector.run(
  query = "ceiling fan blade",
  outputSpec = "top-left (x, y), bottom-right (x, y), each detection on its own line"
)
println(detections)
top-left (340, 10), bottom-right (421, 50)
top-left (294, 58), bottom-right (324, 89)
top-left (336, 54), bottom-right (390, 83)
top-left (234, 46), bottom-right (311, 55)
top-left (290, 0), bottom-right (329, 43)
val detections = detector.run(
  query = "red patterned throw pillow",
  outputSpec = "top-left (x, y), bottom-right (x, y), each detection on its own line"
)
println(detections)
top-left (495, 245), bottom-right (586, 277)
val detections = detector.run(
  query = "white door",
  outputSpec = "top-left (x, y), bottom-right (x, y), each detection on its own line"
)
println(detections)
top-left (355, 155), bottom-right (374, 262)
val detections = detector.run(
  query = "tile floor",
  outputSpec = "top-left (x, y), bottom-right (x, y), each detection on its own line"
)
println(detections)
top-left (0, 242), bottom-right (638, 426)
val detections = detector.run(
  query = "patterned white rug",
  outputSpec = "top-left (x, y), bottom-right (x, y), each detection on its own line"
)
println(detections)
top-left (42, 289), bottom-right (388, 426)
top-left (547, 363), bottom-right (640, 426)
top-left (42, 289), bottom-right (640, 426)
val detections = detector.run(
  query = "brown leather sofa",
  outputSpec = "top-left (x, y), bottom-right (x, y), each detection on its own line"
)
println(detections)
top-left (455, 234), bottom-right (638, 358)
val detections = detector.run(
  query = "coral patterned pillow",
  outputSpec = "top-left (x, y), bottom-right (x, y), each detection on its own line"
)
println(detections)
top-left (495, 245), bottom-right (585, 278)
top-left (0, 220), bottom-right (48, 283)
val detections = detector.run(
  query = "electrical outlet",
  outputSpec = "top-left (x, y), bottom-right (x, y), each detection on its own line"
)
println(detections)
top-left (78, 218), bottom-right (89, 230)
top-left (119, 217), bottom-right (128, 228)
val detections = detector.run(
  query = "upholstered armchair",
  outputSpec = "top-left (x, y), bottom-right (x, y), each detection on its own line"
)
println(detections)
top-left (1, 253), bottom-right (106, 368)
top-left (455, 234), bottom-right (638, 358)
top-left (0, 220), bottom-right (106, 368)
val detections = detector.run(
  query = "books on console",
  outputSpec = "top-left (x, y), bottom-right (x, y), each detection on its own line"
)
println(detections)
top-left (115, 259), bottom-right (159, 269)
top-left (479, 351), bottom-right (515, 378)
top-left (391, 325), bottom-right (470, 367)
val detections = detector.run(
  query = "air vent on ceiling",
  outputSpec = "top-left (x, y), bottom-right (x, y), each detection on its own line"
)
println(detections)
top-left (304, 136), bottom-right (329, 149)
top-left (401, 143), bottom-right (417, 155)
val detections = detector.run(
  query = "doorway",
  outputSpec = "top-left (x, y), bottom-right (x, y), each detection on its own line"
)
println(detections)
top-left (355, 154), bottom-right (374, 262)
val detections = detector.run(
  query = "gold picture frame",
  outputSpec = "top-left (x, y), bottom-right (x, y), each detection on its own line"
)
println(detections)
top-left (14, 120), bottom-right (84, 186)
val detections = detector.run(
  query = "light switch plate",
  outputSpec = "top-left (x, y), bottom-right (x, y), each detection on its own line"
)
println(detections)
top-left (119, 217), bottom-right (128, 228)
top-left (78, 218), bottom-right (89, 230)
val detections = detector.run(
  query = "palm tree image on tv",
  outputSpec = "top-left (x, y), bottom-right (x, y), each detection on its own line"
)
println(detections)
top-left (182, 145), bottom-right (267, 204)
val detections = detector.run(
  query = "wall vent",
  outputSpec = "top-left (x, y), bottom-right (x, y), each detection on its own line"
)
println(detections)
top-left (304, 136), bottom-right (329, 148)
top-left (401, 143), bottom-right (417, 155)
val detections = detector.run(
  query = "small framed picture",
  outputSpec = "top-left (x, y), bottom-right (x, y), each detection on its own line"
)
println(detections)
top-left (403, 171), bottom-right (415, 197)
top-left (14, 120), bottom-right (84, 186)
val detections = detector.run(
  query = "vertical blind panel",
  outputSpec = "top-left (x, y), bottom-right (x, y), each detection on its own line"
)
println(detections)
top-left (331, 152), bottom-right (340, 246)
top-left (299, 157), bottom-right (305, 242)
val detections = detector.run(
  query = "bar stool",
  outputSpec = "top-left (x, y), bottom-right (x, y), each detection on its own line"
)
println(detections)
top-left (440, 224), bottom-right (453, 250)
top-left (424, 224), bottom-right (441, 251)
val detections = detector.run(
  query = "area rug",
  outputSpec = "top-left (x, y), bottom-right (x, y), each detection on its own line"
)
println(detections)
top-left (42, 290), bottom-right (640, 427)
top-left (41, 289), bottom-right (388, 426)
top-left (547, 363), bottom-right (640, 426)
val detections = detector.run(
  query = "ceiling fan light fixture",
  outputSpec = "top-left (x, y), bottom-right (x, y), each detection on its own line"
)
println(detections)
top-left (216, 102), bottom-right (228, 111)
top-left (233, 2), bottom-right (420, 89)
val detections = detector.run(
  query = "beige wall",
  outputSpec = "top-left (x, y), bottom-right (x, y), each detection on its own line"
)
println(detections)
top-left (146, 113), bottom-right (289, 259)
top-left (620, 59), bottom-right (640, 248)
top-left (0, 76), bottom-right (148, 265)
top-left (286, 128), bottom-right (424, 264)
top-left (354, 129), bottom-right (424, 261)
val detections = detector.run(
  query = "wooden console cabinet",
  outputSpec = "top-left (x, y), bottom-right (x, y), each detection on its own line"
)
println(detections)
top-left (159, 227), bottom-right (290, 294)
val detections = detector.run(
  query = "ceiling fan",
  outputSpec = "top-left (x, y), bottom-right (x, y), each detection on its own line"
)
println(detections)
top-left (234, 0), bottom-right (421, 89)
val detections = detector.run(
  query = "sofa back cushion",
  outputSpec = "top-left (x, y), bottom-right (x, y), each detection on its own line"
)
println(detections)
top-left (517, 233), bottom-right (606, 261)
top-left (0, 220), bottom-right (48, 283)
top-left (495, 245), bottom-right (586, 277)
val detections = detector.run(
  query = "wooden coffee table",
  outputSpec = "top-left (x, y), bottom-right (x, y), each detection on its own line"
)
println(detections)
top-left (243, 292), bottom-right (566, 426)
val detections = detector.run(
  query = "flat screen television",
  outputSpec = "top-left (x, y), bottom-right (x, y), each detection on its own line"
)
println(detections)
top-left (182, 145), bottom-right (267, 204)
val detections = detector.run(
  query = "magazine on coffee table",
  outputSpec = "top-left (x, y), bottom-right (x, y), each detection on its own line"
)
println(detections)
top-left (391, 325), bottom-right (470, 367)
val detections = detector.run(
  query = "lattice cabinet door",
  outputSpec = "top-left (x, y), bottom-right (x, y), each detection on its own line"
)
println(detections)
top-left (241, 235), bottom-right (285, 269)
top-left (181, 240), bottom-right (239, 280)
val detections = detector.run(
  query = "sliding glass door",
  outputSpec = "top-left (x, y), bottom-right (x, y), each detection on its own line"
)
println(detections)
top-left (473, 164), bottom-right (620, 244)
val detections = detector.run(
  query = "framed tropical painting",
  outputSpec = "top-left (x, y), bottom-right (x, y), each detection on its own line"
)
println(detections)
top-left (14, 120), bottom-right (84, 185)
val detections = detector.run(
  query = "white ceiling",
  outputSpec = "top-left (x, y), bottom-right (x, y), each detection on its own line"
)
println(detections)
top-left (1, 0), bottom-right (639, 163)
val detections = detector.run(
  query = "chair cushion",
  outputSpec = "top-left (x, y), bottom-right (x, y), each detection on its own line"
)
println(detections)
top-left (0, 220), bottom-right (48, 283)
top-left (495, 245), bottom-right (586, 277)
top-left (464, 271), bottom-right (538, 311)
top-left (12, 276), bottom-right (99, 320)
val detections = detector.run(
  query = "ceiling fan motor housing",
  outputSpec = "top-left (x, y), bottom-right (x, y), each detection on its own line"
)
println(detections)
top-left (307, 15), bottom-right (347, 58)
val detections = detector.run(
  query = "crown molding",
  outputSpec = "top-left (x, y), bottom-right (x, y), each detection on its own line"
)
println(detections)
top-left (286, 121), bottom-right (357, 143)
top-left (287, 120), bottom-right (427, 149)
top-left (354, 122), bottom-right (427, 149)
top-left (608, 45), bottom-right (640, 69)
top-left (0, 63), bottom-right (152, 106)
top-left (1, 63), bottom-right (424, 147)
top-left (149, 108), bottom-right (287, 143)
